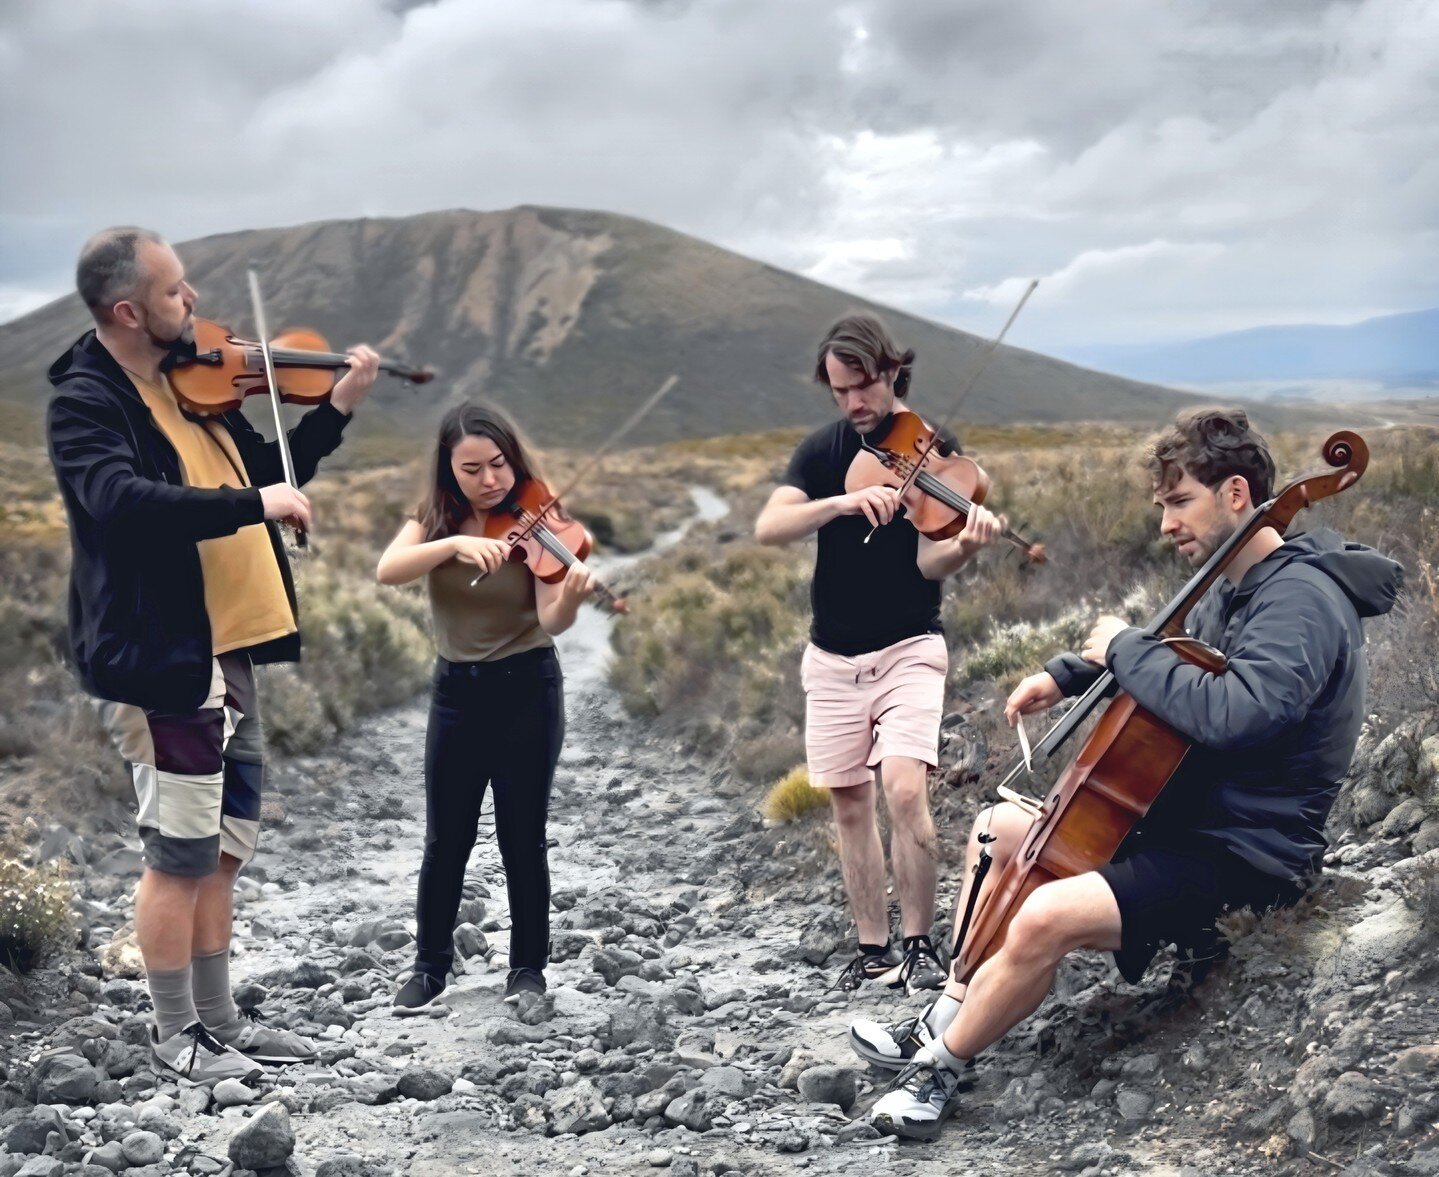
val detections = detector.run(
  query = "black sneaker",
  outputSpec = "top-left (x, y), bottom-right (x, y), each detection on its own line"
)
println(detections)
top-left (392, 971), bottom-right (447, 1016)
top-left (828, 943), bottom-right (902, 993)
top-left (869, 1050), bottom-right (977, 1142)
top-left (880, 935), bottom-right (948, 994)
top-left (503, 967), bottom-right (547, 1004)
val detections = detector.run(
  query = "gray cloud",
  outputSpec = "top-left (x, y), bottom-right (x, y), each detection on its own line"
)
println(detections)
top-left (2, 0), bottom-right (1434, 349)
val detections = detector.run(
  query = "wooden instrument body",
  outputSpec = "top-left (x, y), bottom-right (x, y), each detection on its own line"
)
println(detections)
top-left (955, 637), bottom-right (1227, 982)
top-left (482, 479), bottom-right (593, 585)
top-left (844, 411), bottom-right (991, 540)
top-left (478, 478), bottom-right (626, 614)
top-left (952, 430), bottom-right (1371, 983)
top-left (168, 317), bottom-right (431, 416)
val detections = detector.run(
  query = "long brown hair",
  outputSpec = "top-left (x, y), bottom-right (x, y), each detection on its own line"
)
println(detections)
top-left (415, 402), bottom-right (541, 541)
top-left (814, 314), bottom-right (915, 398)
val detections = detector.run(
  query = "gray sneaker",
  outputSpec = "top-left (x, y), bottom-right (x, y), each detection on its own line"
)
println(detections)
top-left (150, 1022), bottom-right (262, 1086)
top-left (223, 1008), bottom-right (318, 1065)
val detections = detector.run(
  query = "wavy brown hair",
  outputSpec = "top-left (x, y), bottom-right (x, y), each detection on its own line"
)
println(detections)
top-left (415, 402), bottom-right (541, 541)
top-left (1146, 408), bottom-right (1276, 505)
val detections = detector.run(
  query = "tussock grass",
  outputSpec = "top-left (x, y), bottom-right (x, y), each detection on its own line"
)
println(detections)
top-left (760, 766), bottom-right (829, 824)
top-left (0, 853), bottom-right (75, 973)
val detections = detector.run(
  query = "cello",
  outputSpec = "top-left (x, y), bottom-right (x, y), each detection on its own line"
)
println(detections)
top-left (950, 430), bottom-right (1370, 982)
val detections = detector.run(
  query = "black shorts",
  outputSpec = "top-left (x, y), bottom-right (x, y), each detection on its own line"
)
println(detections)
top-left (1098, 836), bottom-right (1304, 983)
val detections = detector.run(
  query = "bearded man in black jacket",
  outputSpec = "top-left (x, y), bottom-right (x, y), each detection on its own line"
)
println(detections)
top-left (46, 227), bottom-right (379, 1086)
top-left (853, 409), bottom-right (1403, 1142)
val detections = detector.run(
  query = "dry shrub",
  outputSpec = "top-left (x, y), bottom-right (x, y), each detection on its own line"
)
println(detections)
top-left (734, 730), bottom-right (806, 785)
top-left (761, 766), bottom-right (829, 824)
top-left (954, 584), bottom-right (1154, 688)
top-left (609, 544), bottom-right (809, 721)
top-left (0, 853), bottom-right (75, 973)
top-left (260, 559), bottom-right (433, 754)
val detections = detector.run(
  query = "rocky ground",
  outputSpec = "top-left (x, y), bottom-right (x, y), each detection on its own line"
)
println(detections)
top-left (3, 492), bottom-right (1438, 1176)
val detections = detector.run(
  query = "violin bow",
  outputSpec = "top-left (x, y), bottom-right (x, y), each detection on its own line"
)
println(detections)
top-left (863, 278), bottom-right (1039, 543)
top-left (247, 267), bottom-right (307, 549)
top-left (534, 375), bottom-right (679, 523)
top-left (469, 374), bottom-right (679, 587)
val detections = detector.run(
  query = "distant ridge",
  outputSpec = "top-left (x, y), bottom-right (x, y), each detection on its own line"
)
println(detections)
top-left (1066, 307), bottom-right (1439, 388)
top-left (0, 206), bottom-right (1196, 447)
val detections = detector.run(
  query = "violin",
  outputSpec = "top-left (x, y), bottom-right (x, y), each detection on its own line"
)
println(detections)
top-left (165, 316), bottom-right (433, 416)
top-left (475, 477), bottom-right (628, 615)
top-left (845, 410), bottom-right (1047, 562)
top-left (949, 431), bottom-right (1370, 984)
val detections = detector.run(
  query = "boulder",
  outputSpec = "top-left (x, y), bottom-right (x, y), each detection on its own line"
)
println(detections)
top-left (227, 1103), bottom-right (295, 1170)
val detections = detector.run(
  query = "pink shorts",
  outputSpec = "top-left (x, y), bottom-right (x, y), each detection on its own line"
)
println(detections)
top-left (800, 633), bottom-right (948, 789)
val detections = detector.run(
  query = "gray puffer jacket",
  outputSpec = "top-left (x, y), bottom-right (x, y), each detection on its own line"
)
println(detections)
top-left (1046, 528), bottom-right (1403, 882)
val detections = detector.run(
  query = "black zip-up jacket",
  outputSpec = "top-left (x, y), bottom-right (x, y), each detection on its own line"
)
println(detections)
top-left (1045, 529), bottom-right (1403, 883)
top-left (46, 331), bottom-right (351, 713)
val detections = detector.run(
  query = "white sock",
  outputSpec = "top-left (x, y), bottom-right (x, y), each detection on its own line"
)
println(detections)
top-left (925, 1035), bottom-right (967, 1073)
top-left (923, 993), bottom-right (963, 1037)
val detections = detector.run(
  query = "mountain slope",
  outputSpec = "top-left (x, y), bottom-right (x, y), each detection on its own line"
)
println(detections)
top-left (1, 207), bottom-right (1195, 447)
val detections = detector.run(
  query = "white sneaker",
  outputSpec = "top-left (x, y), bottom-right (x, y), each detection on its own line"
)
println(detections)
top-left (869, 1048), bottom-right (974, 1142)
top-left (150, 1023), bottom-right (262, 1086)
top-left (849, 1001), bottom-right (936, 1071)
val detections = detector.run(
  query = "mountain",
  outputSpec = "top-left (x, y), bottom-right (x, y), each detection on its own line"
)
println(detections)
top-left (1065, 308), bottom-right (1439, 390)
top-left (0, 207), bottom-right (1195, 448)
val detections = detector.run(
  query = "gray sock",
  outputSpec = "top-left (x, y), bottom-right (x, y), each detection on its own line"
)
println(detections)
top-left (923, 993), bottom-right (964, 1038)
top-left (191, 948), bottom-right (244, 1041)
top-left (148, 964), bottom-right (199, 1042)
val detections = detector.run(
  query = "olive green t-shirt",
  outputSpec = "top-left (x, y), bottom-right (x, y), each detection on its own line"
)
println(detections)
top-left (426, 555), bottom-right (553, 663)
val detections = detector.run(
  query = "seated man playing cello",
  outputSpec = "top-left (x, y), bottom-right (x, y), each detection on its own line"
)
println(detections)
top-left (851, 409), bottom-right (1402, 1142)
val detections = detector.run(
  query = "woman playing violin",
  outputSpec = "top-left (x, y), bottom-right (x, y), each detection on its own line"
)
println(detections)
top-left (377, 402), bottom-right (597, 1011)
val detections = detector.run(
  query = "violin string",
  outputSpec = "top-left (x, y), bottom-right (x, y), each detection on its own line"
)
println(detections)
top-left (897, 446), bottom-right (1043, 557)
top-left (518, 509), bottom-right (618, 607)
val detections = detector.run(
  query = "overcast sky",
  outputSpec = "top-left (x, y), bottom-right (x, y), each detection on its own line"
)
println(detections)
top-left (2, 0), bottom-right (1435, 351)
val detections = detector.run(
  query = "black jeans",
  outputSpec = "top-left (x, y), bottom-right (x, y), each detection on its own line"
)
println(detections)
top-left (414, 647), bottom-right (564, 979)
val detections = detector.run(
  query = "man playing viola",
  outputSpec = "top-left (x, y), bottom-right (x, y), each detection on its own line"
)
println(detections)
top-left (756, 314), bottom-right (1003, 994)
top-left (855, 409), bottom-right (1401, 1141)
top-left (46, 228), bottom-right (380, 1085)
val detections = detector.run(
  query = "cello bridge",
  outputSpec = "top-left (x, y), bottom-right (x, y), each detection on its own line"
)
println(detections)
top-left (997, 785), bottom-right (1043, 818)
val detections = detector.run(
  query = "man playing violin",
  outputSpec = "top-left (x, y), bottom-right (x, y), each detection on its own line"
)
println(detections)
top-left (46, 227), bottom-right (380, 1085)
top-left (857, 409), bottom-right (1401, 1141)
top-left (756, 314), bottom-right (1003, 994)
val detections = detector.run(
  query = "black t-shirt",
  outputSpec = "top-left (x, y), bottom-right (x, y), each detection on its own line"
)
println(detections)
top-left (781, 415), bottom-right (953, 656)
